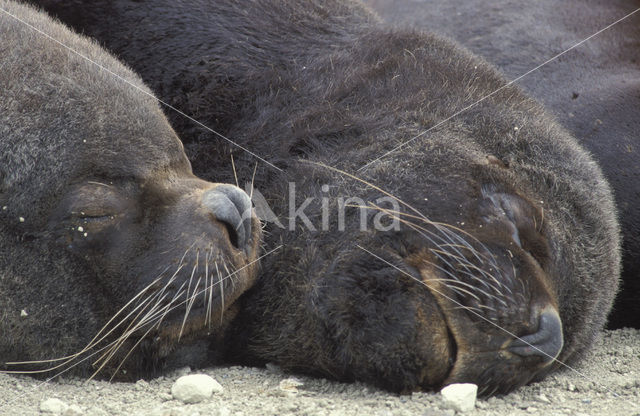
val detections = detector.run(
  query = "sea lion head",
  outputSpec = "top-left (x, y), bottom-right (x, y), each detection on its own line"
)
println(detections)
top-left (242, 30), bottom-right (619, 394)
top-left (0, 1), bottom-right (261, 378)
top-left (291, 122), bottom-right (617, 395)
top-left (303, 102), bottom-right (618, 395)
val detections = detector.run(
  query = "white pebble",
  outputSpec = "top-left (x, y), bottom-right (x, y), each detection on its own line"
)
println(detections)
top-left (171, 374), bottom-right (223, 404)
top-left (19, 216), bottom-right (25, 222)
top-left (40, 398), bottom-right (69, 414)
top-left (77, 226), bottom-right (84, 232)
top-left (20, 309), bottom-right (28, 317)
top-left (440, 383), bottom-right (477, 413)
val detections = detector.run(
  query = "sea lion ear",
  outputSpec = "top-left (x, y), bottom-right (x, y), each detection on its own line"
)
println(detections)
top-left (480, 184), bottom-right (550, 265)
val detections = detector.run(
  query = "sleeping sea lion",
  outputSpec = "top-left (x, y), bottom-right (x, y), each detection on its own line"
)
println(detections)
top-left (0, 0), bottom-right (261, 379)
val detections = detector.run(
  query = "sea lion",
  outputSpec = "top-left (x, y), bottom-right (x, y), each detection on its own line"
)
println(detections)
top-left (0, 0), bottom-right (261, 379)
top-left (30, 0), bottom-right (621, 394)
top-left (363, 0), bottom-right (640, 329)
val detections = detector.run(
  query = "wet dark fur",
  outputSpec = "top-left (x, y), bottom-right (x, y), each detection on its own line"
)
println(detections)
top-left (0, 0), bottom-right (260, 379)
top-left (29, 0), bottom-right (620, 393)
top-left (364, 0), bottom-right (640, 329)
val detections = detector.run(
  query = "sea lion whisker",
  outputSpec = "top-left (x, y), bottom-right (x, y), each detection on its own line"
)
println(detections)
top-left (456, 260), bottom-right (511, 293)
top-left (429, 247), bottom-right (485, 279)
top-left (87, 273), bottom-right (177, 341)
top-left (142, 246), bottom-right (281, 330)
top-left (438, 243), bottom-right (496, 266)
top-left (90, 289), bottom-right (182, 380)
top-left (432, 250), bottom-right (510, 296)
top-left (215, 260), bottom-right (224, 326)
top-left (180, 276), bottom-right (203, 340)
top-left (250, 162), bottom-right (258, 200)
top-left (103, 314), bottom-right (165, 382)
top-left (180, 250), bottom-right (200, 340)
top-left (478, 304), bottom-right (498, 312)
top-left (204, 249), bottom-right (214, 327)
top-left (222, 260), bottom-right (235, 290)
top-left (425, 277), bottom-right (506, 305)
top-left (452, 305), bottom-right (483, 314)
top-left (230, 152), bottom-right (239, 188)
top-left (446, 262), bottom-right (506, 296)
top-left (86, 181), bottom-right (112, 188)
top-left (455, 267), bottom-right (512, 300)
top-left (91, 290), bottom-right (173, 371)
top-left (433, 282), bottom-right (482, 303)
top-left (436, 224), bottom-right (500, 270)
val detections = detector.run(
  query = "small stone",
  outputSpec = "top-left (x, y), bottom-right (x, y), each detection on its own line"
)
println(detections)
top-left (537, 394), bottom-right (551, 403)
top-left (63, 405), bottom-right (83, 416)
top-left (19, 216), bottom-right (25, 222)
top-left (475, 400), bottom-right (488, 409)
top-left (440, 383), bottom-right (477, 413)
top-left (135, 379), bottom-right (150, 391)
top-left (171, 374), bottom-right (223, 404)
top-left (279, 377), bottom-right (304, 395)
top-left (158, 392), bottom-right (173, 401)
top-left (20, 309), bottom-right (28, 317)
top-left (40, 398), bottom-right (69, 414)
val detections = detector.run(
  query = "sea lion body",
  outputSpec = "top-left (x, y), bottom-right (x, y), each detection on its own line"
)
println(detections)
top-left (0, 0), bottom-right (261, 378)
top-left (30, 0), bottom-right (620, 394)
top-left (364, 0), bottom-right (640, 329)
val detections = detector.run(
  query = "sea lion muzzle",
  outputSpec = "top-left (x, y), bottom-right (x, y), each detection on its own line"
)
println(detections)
top-left (203, 184), bottom-right (254, 253)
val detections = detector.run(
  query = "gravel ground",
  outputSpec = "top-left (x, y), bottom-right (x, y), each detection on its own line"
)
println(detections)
top-left (1, 329), bottom-right (639, 416)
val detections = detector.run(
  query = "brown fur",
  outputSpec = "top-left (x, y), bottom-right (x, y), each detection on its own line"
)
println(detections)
top-left (28, 0), bottom-right (620, 394)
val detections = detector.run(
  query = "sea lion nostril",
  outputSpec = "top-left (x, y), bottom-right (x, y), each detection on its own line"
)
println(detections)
top-left (202, 185), bottom-right (253, 251)
top-left (508, 306), bottom-right (564, 364)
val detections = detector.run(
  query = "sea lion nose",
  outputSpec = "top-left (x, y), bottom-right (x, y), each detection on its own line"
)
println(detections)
top-left (508, 306), bottom-right (564, 364)
top-left (202, 184), bottom-right (253, 252)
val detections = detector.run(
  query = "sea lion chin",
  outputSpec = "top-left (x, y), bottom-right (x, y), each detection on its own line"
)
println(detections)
top-left (0, 0), bottom-right (261, 379)
top-left (30, 0), bottom-right (621, 394)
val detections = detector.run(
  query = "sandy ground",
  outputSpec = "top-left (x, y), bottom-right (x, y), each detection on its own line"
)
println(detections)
top-left (1, 328), bottom-right (638, 416)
